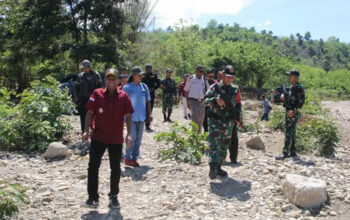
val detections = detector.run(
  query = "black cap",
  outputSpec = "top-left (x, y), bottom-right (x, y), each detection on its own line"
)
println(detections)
top-left (224, 65), bottom-right (235, 77)
top-left (166, 68), bottom-right (173, 73)
top-left (286, 69), bottom-right (300, 77)
top-left (145, 64), bottom-right (152, 67)
top-left (131, 66), bottom-right (144, 75)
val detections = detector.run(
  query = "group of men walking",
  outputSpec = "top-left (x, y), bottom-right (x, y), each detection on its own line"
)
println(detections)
top-left (74, 60), bottom-right (305, 209)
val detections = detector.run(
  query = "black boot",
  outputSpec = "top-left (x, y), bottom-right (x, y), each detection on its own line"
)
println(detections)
top-left (209, 163), bottom-right (217, 179)
top-left (167, 109), bottom-right (172, 122)
top-left (163, 113), bottom-right (167, 122)
top-left (217, 162), bottom-right (228, 177)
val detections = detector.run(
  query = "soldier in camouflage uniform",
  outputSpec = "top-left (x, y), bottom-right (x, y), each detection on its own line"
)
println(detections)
top-left (276, 69), bottom-right (305, 160)
top-left (161, 68), bottom-right (177, 122)
top-left (205, 65), bottom-right (241, 179)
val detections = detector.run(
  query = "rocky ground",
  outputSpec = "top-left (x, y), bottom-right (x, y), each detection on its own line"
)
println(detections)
top-left (1, 100), bottom-right (350, 220)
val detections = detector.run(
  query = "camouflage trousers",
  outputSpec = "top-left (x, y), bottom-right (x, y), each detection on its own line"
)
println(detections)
top-left (283, 115), bottom-right (298, 155)
top-left (162, 93), bottom-right (174, 114)
top-left (207, 117), bottom-right (234, 164)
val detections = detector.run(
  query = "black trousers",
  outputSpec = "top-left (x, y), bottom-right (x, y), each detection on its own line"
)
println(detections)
top-left (203, 106), bottom-right (210, 132)
top-left (78, 98), bottom-right (89, 133)
top-left (145, 92), bottom-right (155, 127)
top-left (88, 139), bottom-right (122, 200)
top-left (229, 125), bottom-right (239, 162)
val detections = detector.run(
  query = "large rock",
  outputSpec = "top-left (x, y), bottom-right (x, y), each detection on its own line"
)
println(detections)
top-left (282, 174), bottom-right (327, 208)
top-left (246, 136), bottom-right (265, 151)
top-left (43, 142), bottom-right (68, 159)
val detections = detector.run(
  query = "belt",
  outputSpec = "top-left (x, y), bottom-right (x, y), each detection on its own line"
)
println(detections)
top-left (189, 97), bottom-right (204, 102)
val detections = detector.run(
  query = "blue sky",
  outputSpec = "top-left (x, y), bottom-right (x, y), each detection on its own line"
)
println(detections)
top-left (151, 0), bottom-right (350, 42)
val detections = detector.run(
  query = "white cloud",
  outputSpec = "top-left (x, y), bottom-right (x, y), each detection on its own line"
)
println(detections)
top-left (150, 0), bottom-right (252, 27)
top-left (264, 20), bottom-right (271, 26)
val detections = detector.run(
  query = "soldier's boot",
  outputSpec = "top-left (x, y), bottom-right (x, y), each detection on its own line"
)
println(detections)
top-left (275, 150), bottom-right (289, 160)
top-left (290, 142), bottom-right (297, 157)
top-left (167, 109), bottom-right (172, 122)
top-left (163, 113), bottom-right (167, 122)
top-left (209, 163), bottom-right (217, 179)
top-left (217, 162), bottom-right (228, 177)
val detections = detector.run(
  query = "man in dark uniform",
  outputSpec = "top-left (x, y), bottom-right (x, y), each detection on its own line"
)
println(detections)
top-left (142, 64), bottom-right (161, 131)
top-left (276, 69), bottom-right (305, 160)
top-left (226, 65), bottom-right (243, 164)
top-left (160, 68), bottom-right (177, 122)
top-left (74, 60), bottom-right (102, 133)
top-left (203, 69), bottom-right (217, 132)
top-left (83, 68), bottom-right (134, 208)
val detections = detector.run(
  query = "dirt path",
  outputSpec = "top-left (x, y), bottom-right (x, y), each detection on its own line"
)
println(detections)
top-left (1, 102), bottom-right (350, 219)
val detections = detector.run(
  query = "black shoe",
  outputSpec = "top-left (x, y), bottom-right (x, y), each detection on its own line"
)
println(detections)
top-left (209, 163), bottom-right (217, 179)
top-left (230, 160), bottom-right (238, 164)
top-left (275, 154), bottom-right (289, 160)
top-left (84, 198), bottom-right (99, 208)
top-left (109, 196), bottom-right (120, 209)
top-left (217, 163), bottom-right (228, 177)
top-left (166, 118), bottom-right (172, 122)
top-left (145, 126), bottom-right (151, 131)
top-left (188, 114), bottom-right (191, 119)
top-left (184, 116), bottom-right (188, 119)
top-left (290, 152), bottom-right (298, 157)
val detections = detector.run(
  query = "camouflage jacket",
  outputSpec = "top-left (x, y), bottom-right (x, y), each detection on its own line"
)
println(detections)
top-left (161, 77), bottom-right (177, 96)
top-left (284, 82), bottom-right (305, 111)
top-left (205, 82), bottom-right (240, 120)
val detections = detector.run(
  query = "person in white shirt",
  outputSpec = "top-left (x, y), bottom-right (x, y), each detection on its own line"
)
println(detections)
top-left (184, 65), bottom-right (209, 133)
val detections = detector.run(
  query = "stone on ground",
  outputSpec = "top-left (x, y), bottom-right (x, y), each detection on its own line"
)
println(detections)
top-left (282, 174), bottom-right (327, 208)
top-left (246, 136), bottom-right (265, 151)
top-left (42, 142), bottom-right (68, 159)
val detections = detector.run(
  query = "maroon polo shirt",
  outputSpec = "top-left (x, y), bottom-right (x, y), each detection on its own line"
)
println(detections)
top-left (86, 87), bottom-right (134, 144)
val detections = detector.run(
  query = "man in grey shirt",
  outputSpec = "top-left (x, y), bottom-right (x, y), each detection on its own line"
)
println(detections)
top-left (184, 65), bottom-right (209, 133)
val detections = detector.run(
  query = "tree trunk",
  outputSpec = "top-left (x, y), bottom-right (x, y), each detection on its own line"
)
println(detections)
top-left (18, 54), bottom-right (28, 93)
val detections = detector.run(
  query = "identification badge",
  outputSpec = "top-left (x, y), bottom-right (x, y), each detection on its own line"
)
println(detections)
top-left (99, 108), bottom-right (103, 113)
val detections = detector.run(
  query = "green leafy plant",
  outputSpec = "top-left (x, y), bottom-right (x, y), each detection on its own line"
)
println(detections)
top-left (0, 180), bottom-right (29, 219)
top-left (154, 122), bottom-right (208, 165)
top-left (0, 76), bottom-right (74, 152)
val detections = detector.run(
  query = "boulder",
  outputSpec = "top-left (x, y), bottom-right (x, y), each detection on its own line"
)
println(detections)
top-left (282, 174), bottom-right (327, 208)
top-left (43, 142), bottom-right (68, 159)
top-left (246, 136), bottom-right (265, 151)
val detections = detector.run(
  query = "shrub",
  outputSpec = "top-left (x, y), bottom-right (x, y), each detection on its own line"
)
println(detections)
top-left (0, 76), bottom-right (74, 152)
top-left (0, 180), bottom-right (29, 219)
top-left (154, 122), bottom-right (208, 164)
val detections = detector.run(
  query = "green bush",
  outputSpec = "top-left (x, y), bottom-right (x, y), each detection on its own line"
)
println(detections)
top-left (0, 180), bottom-right (29, 219)
top-left (154, 122), bottom-right (208, 165)
top-left (0, 76), bottom-right (74, 152)
top-left (267, 107), bottom-right (286, 131)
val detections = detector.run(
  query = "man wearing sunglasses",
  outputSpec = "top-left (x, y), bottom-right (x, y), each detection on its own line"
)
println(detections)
top-left (184, 65), bottom-right (210, 133)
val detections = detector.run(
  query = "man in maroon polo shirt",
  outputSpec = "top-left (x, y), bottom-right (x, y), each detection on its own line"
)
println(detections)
top-left (82, 68), bottom-right (134, 209)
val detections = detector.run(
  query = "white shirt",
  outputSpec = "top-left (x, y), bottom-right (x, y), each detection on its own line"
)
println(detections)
top-left (184, 75), bottom-right (209, 100)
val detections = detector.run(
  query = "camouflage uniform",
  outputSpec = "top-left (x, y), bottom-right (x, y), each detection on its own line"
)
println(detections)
top-left (283, 82), bottom-right (305, 156)
top-left (205, 82), bottom-right (240, 164)
top-left (161, 77), bottom-right (177, 120)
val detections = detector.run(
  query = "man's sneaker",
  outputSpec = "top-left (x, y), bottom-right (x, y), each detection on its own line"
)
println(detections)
top-left (84, 198), bottom-right (99, 208)
top-left (124, 158), bottom-right (134, 166)
top-left (109, 196), bottom-right (120, 209)
top-left (132, 160), bottom-right (140, 167)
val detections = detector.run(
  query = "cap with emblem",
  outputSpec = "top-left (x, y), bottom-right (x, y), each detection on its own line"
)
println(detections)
top-left (166, 68), bottom-right (173, 73)
top-left (285, 69), bottom-right (300, 77)
top-left (224, 65), bottom-right (235, 77)
top-left (81, 60), bottom-right (91, 68)
top-left (131, 66), bottom-right (145, 75)
top-left (105, 68), bottom-right (119, 79)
